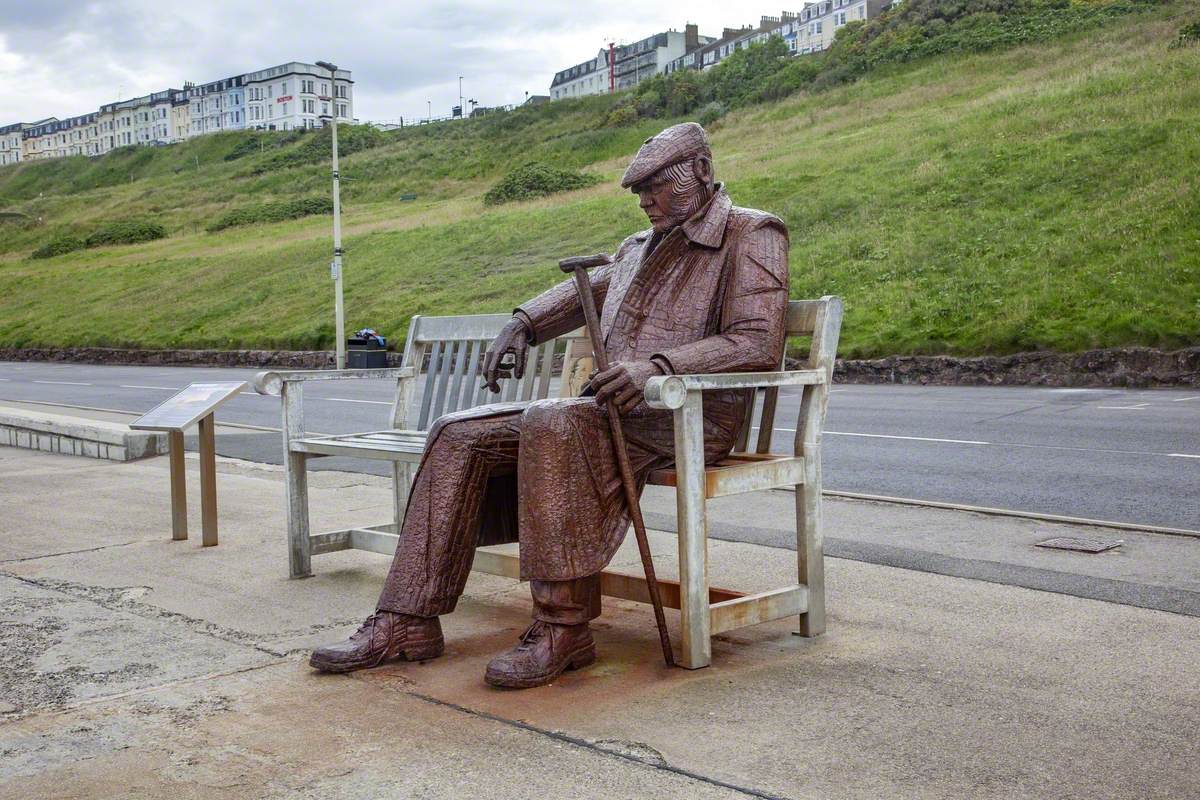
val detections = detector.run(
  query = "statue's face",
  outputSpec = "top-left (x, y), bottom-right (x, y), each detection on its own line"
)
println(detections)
top-left (634, 157), bottom-right (712, 233)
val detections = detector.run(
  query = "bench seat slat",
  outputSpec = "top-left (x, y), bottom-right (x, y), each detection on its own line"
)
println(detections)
top-left (293, 438), bottom-right (427, 460)
top-left (648, 454), bottom-right (806, 498)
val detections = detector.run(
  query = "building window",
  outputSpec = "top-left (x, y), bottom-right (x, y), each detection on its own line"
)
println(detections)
top-left (337, 103), bottom-right (347, 117)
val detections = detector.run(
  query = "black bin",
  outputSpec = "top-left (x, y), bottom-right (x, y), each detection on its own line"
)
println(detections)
top-left (347, 336), bottom-right (388, 369)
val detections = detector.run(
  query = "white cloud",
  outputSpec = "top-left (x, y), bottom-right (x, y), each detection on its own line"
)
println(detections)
top-left (0, 0), bottom-right (785, 124)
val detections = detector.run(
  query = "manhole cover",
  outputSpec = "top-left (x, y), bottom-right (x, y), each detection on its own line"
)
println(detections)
top-left (1035, 536), bottom-right (1123, 553)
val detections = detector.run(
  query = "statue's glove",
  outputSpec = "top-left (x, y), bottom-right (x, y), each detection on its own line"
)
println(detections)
top-left (588, 360), bottom-right (664, 415)
top-left (482, 317), bottom-right (532, 394)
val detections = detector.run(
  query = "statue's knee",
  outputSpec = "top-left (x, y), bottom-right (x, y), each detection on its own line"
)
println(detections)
top-left (521, 399), bottom-right (596, 440)
top-left (521, 399), bottom-right (571, 436)
top-left (428, 416), bottom-right (480, 446)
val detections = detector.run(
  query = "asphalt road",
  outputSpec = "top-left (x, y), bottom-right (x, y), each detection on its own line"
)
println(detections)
top-left (2, 360), bottom-right (1198, 530)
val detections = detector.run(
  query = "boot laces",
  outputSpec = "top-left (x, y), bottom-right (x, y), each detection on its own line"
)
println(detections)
top-left (351, 611), bottom-right (387, 642)
top-left (516, 621), bottom-right (551, 652)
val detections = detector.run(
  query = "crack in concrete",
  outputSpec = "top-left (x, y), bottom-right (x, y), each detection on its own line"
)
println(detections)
top-left (3, 659), bottom-right (288, 721)
top-left (0, 572), bottom-right (358, 662)
top-left (0, 540), bottom-right (143, 565)
top-left (356, 675), bottom-right (793, 800)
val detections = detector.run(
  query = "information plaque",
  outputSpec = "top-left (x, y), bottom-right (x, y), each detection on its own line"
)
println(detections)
top-left (129, 382), bottom-right (247, 547)
top-left (129, 382), bottom-right (246, 432)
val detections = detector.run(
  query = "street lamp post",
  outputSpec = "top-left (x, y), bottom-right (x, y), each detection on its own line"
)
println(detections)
top-left (316, 60), bottom-right (345, 370)
top-left (458, 76), bottom-right (463, 117)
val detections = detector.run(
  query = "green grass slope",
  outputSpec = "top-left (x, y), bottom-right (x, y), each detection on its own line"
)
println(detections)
top-left (1, 3), bottom-right (1197, 357)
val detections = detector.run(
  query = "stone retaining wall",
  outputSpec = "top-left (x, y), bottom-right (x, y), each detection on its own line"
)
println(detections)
top-left (825, 347), bottom-right (1200, 388)
top-left (0, 407), bottom-right (166, 461)
top-left (3, 345), bottom-right (1198, 388)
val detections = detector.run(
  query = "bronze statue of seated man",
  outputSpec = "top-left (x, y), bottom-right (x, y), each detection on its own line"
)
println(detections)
top-left (310, 122), bottom-right (790, 688)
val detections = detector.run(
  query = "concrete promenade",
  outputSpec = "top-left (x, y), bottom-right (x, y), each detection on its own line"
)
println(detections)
top-left (1, 445), bottom-right (1197, 799)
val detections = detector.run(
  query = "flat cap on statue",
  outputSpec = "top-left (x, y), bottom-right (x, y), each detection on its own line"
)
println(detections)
top-left (620, 122), bottom-right (711, 189)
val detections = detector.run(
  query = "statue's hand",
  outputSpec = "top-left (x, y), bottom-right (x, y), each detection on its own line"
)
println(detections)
top-left (482, 317), bottom-right (532, 394)
top-left (588, 360), bottom-right (664, 415)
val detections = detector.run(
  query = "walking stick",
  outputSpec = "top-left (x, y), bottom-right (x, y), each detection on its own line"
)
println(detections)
top-left (559, 254), bottom-right (675, 667)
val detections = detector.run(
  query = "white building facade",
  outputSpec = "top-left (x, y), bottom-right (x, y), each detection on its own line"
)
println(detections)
top-left (187, 74), bottom-right (247, 136)
top-left (244, 62), bottom-right (354, 132)
top-left (791, 0), bottom-right (886, 53)
top-left (0, 121), bottom-right (34, 165)
top-left (1, 61), bottom-right (354, 167)
top-left (551, 25), bottom-right (713, 100)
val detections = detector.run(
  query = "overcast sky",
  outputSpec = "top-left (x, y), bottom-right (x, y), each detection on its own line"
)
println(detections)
top-left (0, 1), bottom-right (785, 125)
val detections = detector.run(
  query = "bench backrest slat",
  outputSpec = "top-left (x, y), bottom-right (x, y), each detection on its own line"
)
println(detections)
top-left (431, 340), bottom-right (457, 421)
top-left (457, 339), bottom-right (485, 413)
top-left (535, 343), bottom-right (555, 401)
top-left (416, 340), bottom-right (443, 430)
top-left (400, 315), bottom-right (569, 430)
top-left (396, 298), bottom-right (840, 444)
top-left (445, 341), bottom-right (470, 415)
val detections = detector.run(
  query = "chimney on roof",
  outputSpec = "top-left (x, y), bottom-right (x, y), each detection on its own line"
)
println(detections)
top-left (685, 22), bottom-right (699, 50)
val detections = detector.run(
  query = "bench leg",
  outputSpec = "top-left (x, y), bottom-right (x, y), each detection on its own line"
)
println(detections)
top-left (285, 451), bottom-right (312, 579)
top-left (797, 453), bottom-right (825, 637)
top-left (168, 430), bottom-right (188, 541)
top-left (674, 393), bottom-right (711, 669)
top-left (391, 461), bottom-right (412, 533)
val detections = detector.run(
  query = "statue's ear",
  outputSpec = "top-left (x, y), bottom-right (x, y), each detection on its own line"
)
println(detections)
top-left (693, 155), bottom-right (714, 187)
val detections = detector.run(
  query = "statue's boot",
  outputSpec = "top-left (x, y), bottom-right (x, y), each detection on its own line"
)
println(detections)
top-left (485, 577), bottom-right (599, 689)
top-left (310, 610), bottom-right (443, 673)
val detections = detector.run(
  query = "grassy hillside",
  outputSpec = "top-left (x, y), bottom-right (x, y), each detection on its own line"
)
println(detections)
top-left (1, 2), bottom-right (1197, 358)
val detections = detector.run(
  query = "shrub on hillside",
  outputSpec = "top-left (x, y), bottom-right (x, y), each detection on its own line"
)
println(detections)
top-left (251, 124), bottom-right (387, 174)
top-left (224, 128), bottom-right (315, 162)
top-left (603, 101), bottom-right (640, 127)
top-left (696, 101), bottom-right (728, 127)
top-left (30, 233), bottom-right (85, 259)
top-left (483, 162), bottom-right (601, 205)
top-left (207, 196), bottom-right (334, 232)
top-left (84, 220), bottom-right (166, 248)
top-left (1172, 18), bottom-right (1200, 47)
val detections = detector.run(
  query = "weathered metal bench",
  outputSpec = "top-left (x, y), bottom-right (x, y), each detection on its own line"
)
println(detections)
top-left (256, 297), bottom-right (841, 669)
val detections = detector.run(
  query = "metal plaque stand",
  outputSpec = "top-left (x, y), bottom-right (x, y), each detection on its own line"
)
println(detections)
top-left (130, 382), bottom-right (246, 547)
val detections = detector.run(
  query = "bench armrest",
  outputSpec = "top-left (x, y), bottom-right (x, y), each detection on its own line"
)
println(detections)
top-left (644, 369), bottom-right (826, 410)
top-left (254, 366), bottom-right (416, 396)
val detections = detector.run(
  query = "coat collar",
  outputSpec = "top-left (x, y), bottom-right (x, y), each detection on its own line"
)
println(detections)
top-left (680, 183), bottom-right (731, 250)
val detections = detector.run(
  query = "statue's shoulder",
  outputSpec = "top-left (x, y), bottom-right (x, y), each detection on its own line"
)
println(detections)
top-left (728, 205), bottom-right (788, 239)
top-left (615, 228), bottom-right (654, 260)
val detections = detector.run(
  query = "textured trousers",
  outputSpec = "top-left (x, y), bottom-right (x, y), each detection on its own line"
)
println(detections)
top-left (375, 395), bottom-right (741, 618)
